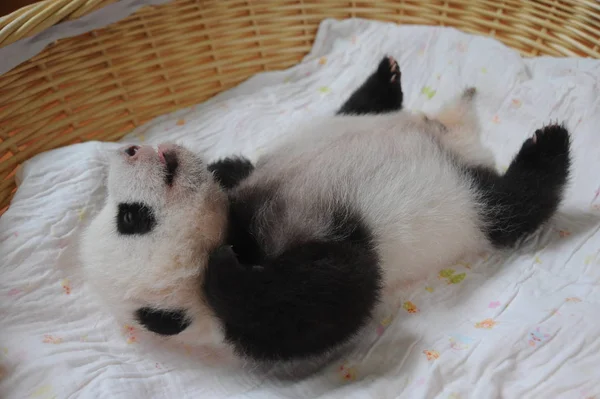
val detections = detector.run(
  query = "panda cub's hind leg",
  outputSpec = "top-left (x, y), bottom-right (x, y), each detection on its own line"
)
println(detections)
top-left (430, 87), bottom-right (496, 169)
top-left (337, 55), bottom-right (404, 115)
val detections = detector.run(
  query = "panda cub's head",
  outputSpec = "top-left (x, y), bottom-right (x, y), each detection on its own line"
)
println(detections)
top-left (80, 143), bottom-right (228, 345)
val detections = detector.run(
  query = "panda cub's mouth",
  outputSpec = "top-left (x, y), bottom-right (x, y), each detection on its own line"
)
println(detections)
top-left (159, 149), bottom-right (179, 186)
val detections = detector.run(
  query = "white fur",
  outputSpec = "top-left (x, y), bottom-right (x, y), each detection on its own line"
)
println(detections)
top-left (80, 90), bottom-right (495, 347)
top-left (80, 145), bottom-right (229, 347)
top-left (239, 90), bottom-right (493, 296)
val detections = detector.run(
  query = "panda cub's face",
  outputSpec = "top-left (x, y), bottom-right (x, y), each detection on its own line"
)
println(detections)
top-left (81, 143), bottom-right (228, 345)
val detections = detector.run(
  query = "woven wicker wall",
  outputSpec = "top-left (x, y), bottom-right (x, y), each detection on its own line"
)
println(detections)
top-left (1, 0), bottom-right (599, 211)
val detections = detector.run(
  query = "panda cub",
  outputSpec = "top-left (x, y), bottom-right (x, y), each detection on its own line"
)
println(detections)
top-left (80, 56), bottom-right (571, 363)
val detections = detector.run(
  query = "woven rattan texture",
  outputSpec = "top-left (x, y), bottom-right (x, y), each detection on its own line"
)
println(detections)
top-left (1, 0), bottom-right (599, 211)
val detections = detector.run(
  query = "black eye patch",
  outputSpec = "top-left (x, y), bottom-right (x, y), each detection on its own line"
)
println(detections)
top-left (135, 307), bottom-right (191, 336)
top-left (117, 202), bottom-right (156, 235)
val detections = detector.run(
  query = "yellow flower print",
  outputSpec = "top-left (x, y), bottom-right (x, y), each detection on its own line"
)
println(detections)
top-left (403, 301), bottom-right (419, 314)
top-left (423, 349), bottom-right (440, 361)
top-left (318, 57), bottom-right (327, 65)
top-left (474, 318), bottom-right (497, 329)
top-left (338, 363), bottom-right (357, 382)
top-left (42, 335), bottom-right (63, 344)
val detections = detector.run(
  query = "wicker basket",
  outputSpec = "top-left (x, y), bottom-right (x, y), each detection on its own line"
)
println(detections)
top-left (1, 0), bottom-right (599, 213)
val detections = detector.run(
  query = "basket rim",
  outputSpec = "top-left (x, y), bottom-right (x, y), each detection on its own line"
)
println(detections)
top-left (0, 0), bottom-right (119, 48)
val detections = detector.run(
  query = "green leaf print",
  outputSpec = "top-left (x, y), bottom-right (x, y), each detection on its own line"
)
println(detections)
top-left (448, 272), bottom-right (466, 284)
top-left (421, 86), bottom-right (437, 99)
top-left (439, 268), bottom-right (455, 278)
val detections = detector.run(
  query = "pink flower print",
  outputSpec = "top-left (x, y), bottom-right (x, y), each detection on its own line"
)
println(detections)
top-left (492, 115), bottom-right (500, 124)
top-left (455, 42), bottom-right (468, 53)
top-left (488, 301), bottom-right (501, 309)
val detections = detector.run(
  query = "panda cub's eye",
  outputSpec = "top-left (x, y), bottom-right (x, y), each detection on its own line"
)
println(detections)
top-left (117, 202), bottom-right (156, 235)
top-left (123, 211), bottom-right (134, 225)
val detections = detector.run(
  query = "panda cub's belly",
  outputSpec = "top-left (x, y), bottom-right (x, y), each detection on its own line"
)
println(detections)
top-left (233, 114), bottom-right (487, 290)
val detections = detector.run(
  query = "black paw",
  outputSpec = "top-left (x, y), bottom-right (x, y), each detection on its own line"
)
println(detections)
top-left (376, 55), bottom-right (401, 84)
top-left (518, 124), bottom-right (570, 164)
top-left (207, 157), bottom-right (254, 190)
top-left (337, 55), bottom-right (404, 115)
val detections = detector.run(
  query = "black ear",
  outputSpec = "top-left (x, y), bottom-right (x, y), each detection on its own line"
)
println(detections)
top-left (135, 307), bottom-right (191, 336)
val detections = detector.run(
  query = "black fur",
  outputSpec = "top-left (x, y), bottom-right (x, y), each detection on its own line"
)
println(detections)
top-left (207, 157), bottom-right (255, 190)
top-left (116, 202), bottom-right (156, 235)
top-left (337, 55), bottom-right (403, 115)
top-left (163, 150), bottom-right (179, 186)
top-left (469, 124), bottom-right (571, 247)
top-left (202, 205), bottom-right (381, 361)
top-left (225, 184), bottom-right (282, 265)
top-left (135, 307), bottom-right (191, 336)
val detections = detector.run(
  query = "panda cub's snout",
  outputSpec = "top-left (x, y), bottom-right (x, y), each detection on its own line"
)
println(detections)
top-left (121, 144), bottom-right (180, 186)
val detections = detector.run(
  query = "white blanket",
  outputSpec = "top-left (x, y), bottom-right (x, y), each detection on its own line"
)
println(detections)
top-left (2, 19), bottom-right (600, 399)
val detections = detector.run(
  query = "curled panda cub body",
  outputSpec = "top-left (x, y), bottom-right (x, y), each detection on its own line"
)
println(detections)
top-left (80, 56), bottom-right (571, 363)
